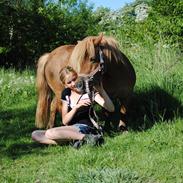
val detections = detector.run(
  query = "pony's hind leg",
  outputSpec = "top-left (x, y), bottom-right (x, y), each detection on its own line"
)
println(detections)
top-left (56, 97), bottom-right (63, 126)
top-left (47, 96), bottom-right (63, 129)
top-left (47, 97), bottom-right (57, 129)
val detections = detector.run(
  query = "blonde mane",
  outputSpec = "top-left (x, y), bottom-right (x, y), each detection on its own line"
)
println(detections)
top-left (101, 36), bottom-right (122, 63)
top-left (69, 35), bottom-right (122, 73)
top-left (69, 36), bottom-right (95, 73)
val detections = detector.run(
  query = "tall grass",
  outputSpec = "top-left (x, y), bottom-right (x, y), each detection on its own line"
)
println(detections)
top-left (115, 34), bottom-right (183, 130)
top-left (0, 39), bottom-right (183, 182)
top-left (0, 69), bottom-right (36, 108)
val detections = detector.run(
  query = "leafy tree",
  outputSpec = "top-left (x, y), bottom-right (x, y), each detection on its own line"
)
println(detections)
top-left (97, 0), bottom-right (183, 46)
top-left (0, 0), bottom-right (99, 68)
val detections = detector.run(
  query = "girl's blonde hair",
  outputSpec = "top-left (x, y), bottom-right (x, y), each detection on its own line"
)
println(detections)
top-left (59, 66), bottom-right (77, 84)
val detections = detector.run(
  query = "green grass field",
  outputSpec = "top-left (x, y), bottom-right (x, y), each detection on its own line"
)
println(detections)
top-left (0, 40), bottom-right (183, 183)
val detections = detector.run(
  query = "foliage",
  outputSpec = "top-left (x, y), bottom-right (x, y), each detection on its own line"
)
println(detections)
top-left (0, 0), bottom-right (99, 69)
top-left (92, 7), bottom-right (118, 32)
top-left (0, 0), bottom-right (182, 68)
top-left (96, 0), bottom-right (183, 47)
top-left (149, 0), bottom-right (183, 44)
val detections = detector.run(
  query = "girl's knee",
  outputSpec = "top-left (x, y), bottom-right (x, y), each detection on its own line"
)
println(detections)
top-left (31, 130), bottom-right (39, 141)
top-left (31, 130), bottom-right (46, 142)
top-left (45, 128), bottom-right (55, 138)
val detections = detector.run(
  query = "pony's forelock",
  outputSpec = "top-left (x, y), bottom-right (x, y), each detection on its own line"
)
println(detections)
top-left (69, 37), bottom-right (96, 73)
top-left (69, 39), bottom-right (88, 73)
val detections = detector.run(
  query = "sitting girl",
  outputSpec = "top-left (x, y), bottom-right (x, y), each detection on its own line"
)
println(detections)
top-left (32, 66), bottom-right (114, 148)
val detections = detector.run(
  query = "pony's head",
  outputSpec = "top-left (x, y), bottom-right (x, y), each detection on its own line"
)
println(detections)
top-left (69, 33), bottom-right (122, 74)
top-left (69, 33), bottom-right (103, 75)
top-left (69, 34), bottom-right (106, 93)
top-left (69, 34), bottom-right (122, 94)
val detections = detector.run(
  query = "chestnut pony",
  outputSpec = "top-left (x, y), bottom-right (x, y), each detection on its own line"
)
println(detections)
top-left (35, 34), bottom-right (136, 129)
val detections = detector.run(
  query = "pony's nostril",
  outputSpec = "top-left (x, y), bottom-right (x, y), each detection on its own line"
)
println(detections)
top-left (75, 80), bottom-right (84, 90)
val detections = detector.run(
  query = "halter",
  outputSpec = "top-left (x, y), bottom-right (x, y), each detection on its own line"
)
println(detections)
top-left (83, 47), bottom-right (105, 80)
top-left (84, 47), bottom-right (105, 98)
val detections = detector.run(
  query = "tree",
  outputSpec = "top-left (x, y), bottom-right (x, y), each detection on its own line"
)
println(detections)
top-left (0, 0), bottom-right (100, 68)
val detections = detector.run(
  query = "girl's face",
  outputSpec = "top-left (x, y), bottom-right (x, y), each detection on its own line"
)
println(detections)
top-left (64, 73), bottom-right (78, 91)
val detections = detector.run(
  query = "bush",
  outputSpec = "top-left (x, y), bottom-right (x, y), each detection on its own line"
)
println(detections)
top-left (0, 0), bottom-right (99, 69)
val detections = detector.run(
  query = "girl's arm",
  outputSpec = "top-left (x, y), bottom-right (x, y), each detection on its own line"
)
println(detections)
top-left (61, 101), bottom-right (78, 125)
top-left (94, 83), bottom-right (115, 112)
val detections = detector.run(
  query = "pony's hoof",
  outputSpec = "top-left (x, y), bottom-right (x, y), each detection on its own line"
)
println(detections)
top-left (118, 125), bottom-right (128, 133)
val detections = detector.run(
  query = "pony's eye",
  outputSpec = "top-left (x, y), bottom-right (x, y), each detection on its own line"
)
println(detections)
top-left (67, 81), bottom-right (71, 84)
top-left (90, 57), bottom-right (96, 63)
top-left (90, 57), bottom-right (95, 61)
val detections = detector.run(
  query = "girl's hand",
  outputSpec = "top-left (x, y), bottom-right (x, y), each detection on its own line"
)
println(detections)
top-left (75, 99), bottom-right (91, 109)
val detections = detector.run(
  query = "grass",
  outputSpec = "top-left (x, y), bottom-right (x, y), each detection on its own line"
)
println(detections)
top-left (0, 40), bottom-right (183, 182)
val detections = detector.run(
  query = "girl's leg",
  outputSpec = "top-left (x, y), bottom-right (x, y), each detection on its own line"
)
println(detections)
top-left (32, 130), bottom-right (58, 145)
top-left (32, 126), bottom-right (102, 146)
top-left (45, 126), bottom-right (85, 142)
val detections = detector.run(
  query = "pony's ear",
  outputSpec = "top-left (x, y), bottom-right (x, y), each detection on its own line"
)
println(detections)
top-left (94, 33), bottom-right (103, 45)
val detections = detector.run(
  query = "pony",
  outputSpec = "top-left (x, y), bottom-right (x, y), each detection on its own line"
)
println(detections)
top-left (35, 34), bottom-right (136, 130)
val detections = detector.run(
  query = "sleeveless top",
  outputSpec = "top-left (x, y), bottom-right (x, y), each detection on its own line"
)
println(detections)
top-left (61, 88), bottom-right (95, 127)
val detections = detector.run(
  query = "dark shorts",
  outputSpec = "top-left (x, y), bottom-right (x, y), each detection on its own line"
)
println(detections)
top-left (73, 124), bottom-right (96, 134)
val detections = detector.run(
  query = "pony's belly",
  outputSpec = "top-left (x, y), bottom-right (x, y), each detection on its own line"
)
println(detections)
top-left (106, 83), bottom-right (134, 98)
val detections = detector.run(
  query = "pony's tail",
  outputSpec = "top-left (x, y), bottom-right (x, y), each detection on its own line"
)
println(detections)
top-left (35, 53), bottom-right (51, 129)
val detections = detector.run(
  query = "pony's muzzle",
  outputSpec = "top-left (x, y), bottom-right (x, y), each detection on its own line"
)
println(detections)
top-left (75, 77), bottom-right (85, 93)
top-left (75, 76), bottom-right (94, 94)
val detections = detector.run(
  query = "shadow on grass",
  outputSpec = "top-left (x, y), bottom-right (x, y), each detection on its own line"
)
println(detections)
top-left (0, 104), bottom-right (36, 140)
top-left (0, 104), bottom-right (72, 159)
top-left (1, 142), bottom-right (49, 160)
top-left (101, 86), bottom-right (183, 133)
top-left (0, 104), bottom-right (51, 159)
top-left (127, 86), bottom-right (183, 131)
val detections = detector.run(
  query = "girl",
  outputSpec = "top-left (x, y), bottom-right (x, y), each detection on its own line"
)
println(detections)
top-left (32, 66), bottom-right (114, 147)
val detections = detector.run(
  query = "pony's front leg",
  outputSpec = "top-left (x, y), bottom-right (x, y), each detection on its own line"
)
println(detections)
top-left (104, 102), bottom-right (128, 132)
top-left (47, 97), bottom-right (57, 129)
top-left (118, 105), bottom-right (128, 132)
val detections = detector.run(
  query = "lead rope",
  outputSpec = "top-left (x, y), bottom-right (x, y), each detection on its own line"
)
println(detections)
top-left (85, 79), bottom-right (103, 136)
